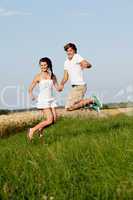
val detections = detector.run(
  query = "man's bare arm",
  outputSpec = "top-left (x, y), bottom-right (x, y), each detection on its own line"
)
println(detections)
top-left (80, 60), bottom-right (92, 69)
top-left (59, 70), bottom-right (69, 91)
top-left (60, 70), bottom-right (69, 85)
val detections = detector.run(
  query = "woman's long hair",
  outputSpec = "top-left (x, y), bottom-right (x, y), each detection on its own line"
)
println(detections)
top-left (39, 57), bottom-right (55, 79)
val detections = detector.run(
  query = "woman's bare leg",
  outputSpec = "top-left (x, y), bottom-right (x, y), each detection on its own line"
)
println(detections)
top-left (28, 108), bottom-right (54, 140)
top-left (38, 107), bottom-right (57, 137)
top-left (39, 109), bottom-right (44, 115)
top-left (51, 107), bottom-right (57, 123)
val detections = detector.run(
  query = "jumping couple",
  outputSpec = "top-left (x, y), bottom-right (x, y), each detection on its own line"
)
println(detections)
top-left (28, 43), bottom-right (102, 140)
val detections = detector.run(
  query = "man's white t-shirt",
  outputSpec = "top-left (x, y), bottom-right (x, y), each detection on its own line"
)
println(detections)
top-left (64, 54), bottom-right (86, 85)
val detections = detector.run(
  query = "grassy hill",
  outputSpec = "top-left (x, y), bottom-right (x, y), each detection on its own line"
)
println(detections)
top-left (0, 115), bottom-right (133, 200)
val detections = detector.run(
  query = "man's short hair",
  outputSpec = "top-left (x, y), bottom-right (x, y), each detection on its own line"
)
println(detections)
top-left (64, 43), bottom-right (77, 53)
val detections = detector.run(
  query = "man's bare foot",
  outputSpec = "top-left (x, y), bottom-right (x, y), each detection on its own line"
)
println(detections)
top-left (65, 107), bottom-right (74, 111)
top-left (65, 108), bottom-right (70, 111)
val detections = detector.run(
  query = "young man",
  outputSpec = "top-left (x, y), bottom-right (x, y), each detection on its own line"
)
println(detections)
top-left (58, 43), bottom-right (97, 111)
top-left (59, 43), bottom-right (102, 111)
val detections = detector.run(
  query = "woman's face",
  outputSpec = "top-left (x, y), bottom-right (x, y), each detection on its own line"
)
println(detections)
top-left (40, 62), bottom-right (48, 72)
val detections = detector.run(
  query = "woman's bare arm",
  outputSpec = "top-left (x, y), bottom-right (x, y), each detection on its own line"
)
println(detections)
top-left (28, 74), bottom-right (40, 100)
top-left (53, 75), bottom-right (60, 91)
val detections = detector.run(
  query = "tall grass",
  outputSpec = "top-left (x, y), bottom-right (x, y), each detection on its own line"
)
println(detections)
top-left (0, 111), bottom-right (43, 137)
top-left (0, 115), bottom-right (133, 200)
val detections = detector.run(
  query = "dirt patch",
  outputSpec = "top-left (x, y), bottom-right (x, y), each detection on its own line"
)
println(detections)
top-left (57, 107), bottom-right (133, 118)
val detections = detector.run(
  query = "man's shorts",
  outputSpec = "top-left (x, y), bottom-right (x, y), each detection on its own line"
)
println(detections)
top-left (65, 84), bottom-right (87, 109)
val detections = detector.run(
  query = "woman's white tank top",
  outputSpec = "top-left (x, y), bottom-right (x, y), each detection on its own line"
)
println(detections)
top-left (38, 76), bottom-right (55, 101)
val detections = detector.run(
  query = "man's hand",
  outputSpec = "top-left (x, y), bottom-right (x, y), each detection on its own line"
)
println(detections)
top-left (80, 60), bottom-right (92, 69)
top-left (58, 84), bottom-right (64, 92)
top-left (59, 70), bottom-right (69, 92)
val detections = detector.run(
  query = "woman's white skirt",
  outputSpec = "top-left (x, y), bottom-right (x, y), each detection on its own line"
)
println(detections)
top-left (36, 97), bottom-right (58, 109)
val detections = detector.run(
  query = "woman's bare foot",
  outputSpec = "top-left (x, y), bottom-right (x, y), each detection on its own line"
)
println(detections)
top-left (27, 128), bottom-right (34, 140)
top-left (38, 129), bottom-right (43, 138)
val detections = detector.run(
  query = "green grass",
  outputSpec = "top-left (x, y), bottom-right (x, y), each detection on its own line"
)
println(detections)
top-left (0, 115), bottom-right (133, 200)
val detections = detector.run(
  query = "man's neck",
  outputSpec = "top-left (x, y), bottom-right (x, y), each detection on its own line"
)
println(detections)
top-left (68, 54), bottom-right (75, 60)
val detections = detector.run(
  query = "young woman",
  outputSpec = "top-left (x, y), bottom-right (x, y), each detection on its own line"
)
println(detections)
top-left (28, 57), bottom-right (60, 140)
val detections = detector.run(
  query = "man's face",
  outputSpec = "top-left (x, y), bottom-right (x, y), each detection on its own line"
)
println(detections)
top-left (66, 47), bottom-right (75, 60)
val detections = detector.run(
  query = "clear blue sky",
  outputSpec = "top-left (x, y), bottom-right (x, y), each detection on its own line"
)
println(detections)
top-left (0, 0), bottom-right (133, 109)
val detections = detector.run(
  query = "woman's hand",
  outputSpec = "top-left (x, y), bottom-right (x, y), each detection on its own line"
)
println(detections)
top-left (53, 75), bottom-right (64, 92)
top-left (31, 95), bottom-right (37, 101)
top-left (58, 84), bottom-right (64, 92)
top-left (29, 93), bottom-right (37, 101)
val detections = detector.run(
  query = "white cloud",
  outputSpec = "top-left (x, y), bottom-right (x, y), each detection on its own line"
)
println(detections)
top-left (71, 10), bottom-right (96, 18)
top-left (71, 10), bottom-right (89, 17)
top-left (0, 7), bottom-right (32, 16)
top-left (78, 12), bottom-right (89, 16)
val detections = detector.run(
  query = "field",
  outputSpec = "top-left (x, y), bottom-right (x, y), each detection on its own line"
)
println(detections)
top-left (0, 111), bottom-right (133, 200)
top-left (0, 107), bottom-right (133, 138)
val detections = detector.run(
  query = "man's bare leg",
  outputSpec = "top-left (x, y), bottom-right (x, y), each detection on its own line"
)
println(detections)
top-left (67, 98), bottom-right (94, 111)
